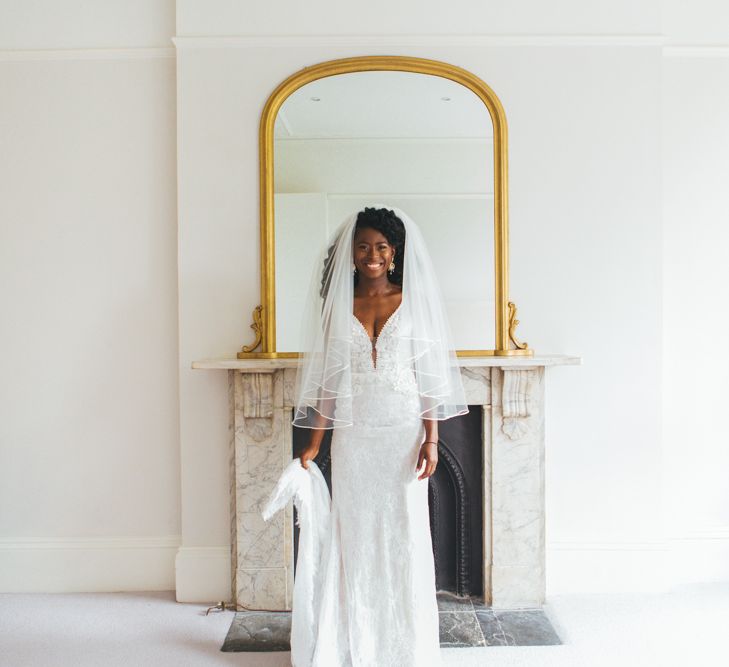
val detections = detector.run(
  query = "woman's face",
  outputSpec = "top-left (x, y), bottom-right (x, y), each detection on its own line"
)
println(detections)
top-left (353, 227), bottom-right (395, 280)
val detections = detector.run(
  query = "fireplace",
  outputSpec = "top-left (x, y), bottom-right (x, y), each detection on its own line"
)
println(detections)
top-left (191, 354), bottom-right (579, 609)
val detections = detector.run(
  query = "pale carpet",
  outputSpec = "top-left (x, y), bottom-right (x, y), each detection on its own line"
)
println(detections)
top-left (0, 583), bottom-right (727, 666)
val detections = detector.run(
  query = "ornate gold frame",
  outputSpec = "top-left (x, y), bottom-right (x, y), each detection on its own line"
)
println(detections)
top-left (238, 55), bottom-right (532, 358)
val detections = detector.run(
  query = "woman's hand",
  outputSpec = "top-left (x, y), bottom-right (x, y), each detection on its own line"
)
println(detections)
top-left (299, 425), bottom-right (325, 470)
top-left (299, 441), bottom-right (321, 470)
top-left (416, 441), bottom-right (438, 480)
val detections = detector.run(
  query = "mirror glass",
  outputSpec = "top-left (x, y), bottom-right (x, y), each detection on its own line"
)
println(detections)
top-left (273, 70), bottom-right (495, 353)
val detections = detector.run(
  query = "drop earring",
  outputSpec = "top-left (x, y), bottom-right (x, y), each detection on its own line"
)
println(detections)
top-left (388, 260), bottom-right (395, 275)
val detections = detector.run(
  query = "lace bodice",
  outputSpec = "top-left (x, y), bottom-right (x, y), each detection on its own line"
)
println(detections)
top-left (350, 305), bottom-right (420, 426)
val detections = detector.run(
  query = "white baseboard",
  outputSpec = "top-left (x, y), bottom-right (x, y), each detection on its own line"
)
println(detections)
top-left (0, 536), bottom-right (180, 593)
top-left (547, 539), bottom-right (668, 594)
top-left (547, 530), bottom-right (729, 594)
top-left (664, 529), bottom-right (729, 587)
top-left (174, 546), bottom-right (231, 603)
top-left (5, 533), bottom-right (723, 597)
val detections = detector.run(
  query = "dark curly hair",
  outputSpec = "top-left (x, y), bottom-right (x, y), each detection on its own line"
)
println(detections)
top-left (320, 207), bottom-right (406, 298)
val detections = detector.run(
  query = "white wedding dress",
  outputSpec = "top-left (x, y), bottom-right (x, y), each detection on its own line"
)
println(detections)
top-left (309, 303), bottom-right (443, 667)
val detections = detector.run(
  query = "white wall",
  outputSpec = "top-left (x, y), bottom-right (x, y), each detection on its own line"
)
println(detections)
top-left (662, 0), bottom-right (729, 45)
top-left (176, 0), bottom-right (658, 37)
top-left (0, 1), bottom-right (180, 591)
top-left (662, 53), bottom-right (729, 582)
top-left (0, 0), bottom-right (174, 50)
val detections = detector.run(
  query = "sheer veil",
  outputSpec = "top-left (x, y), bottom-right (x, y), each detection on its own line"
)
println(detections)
top-left (291, 206), bottom-right (468, 429)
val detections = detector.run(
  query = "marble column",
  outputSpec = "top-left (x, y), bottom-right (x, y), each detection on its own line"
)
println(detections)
top-left (489, 366), bottom-right (546, 607)
top-left (229, 369), bottom-right (294, 609)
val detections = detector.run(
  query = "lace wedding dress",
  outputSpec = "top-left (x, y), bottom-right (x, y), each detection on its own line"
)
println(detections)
top-left (310, 303), bottom-right (443, 667)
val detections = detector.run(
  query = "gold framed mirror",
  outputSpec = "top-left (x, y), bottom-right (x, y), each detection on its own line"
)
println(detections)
top-left (239, 55), bottom-right (532, 358)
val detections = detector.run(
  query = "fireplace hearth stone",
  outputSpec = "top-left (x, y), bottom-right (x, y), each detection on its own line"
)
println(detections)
top-left (220, 591), bottom-right (562, 651)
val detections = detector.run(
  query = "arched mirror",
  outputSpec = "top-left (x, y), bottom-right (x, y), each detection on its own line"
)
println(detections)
top-left (239, 56), bottom-right (532, 358)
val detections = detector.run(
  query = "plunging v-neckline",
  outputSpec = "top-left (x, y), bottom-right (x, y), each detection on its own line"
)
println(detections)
top-left (352, 302), bottom-right (402, 370)
top-left (352, 301), bottom-right (402, 341)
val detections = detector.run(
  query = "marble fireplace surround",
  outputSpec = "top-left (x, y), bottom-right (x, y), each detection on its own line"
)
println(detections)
top-left (192, 354), bottom-right (580, 610)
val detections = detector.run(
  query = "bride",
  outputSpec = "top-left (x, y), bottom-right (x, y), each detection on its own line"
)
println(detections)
top-left (292, 206), bottom-right (467, 667)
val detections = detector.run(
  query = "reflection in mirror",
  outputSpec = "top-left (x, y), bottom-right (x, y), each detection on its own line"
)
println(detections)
top-left (274, 71), bottom-right (494, 353)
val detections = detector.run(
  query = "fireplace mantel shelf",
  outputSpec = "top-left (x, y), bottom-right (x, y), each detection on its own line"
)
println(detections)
top-left (192, 353), bottom-right (581, 371)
